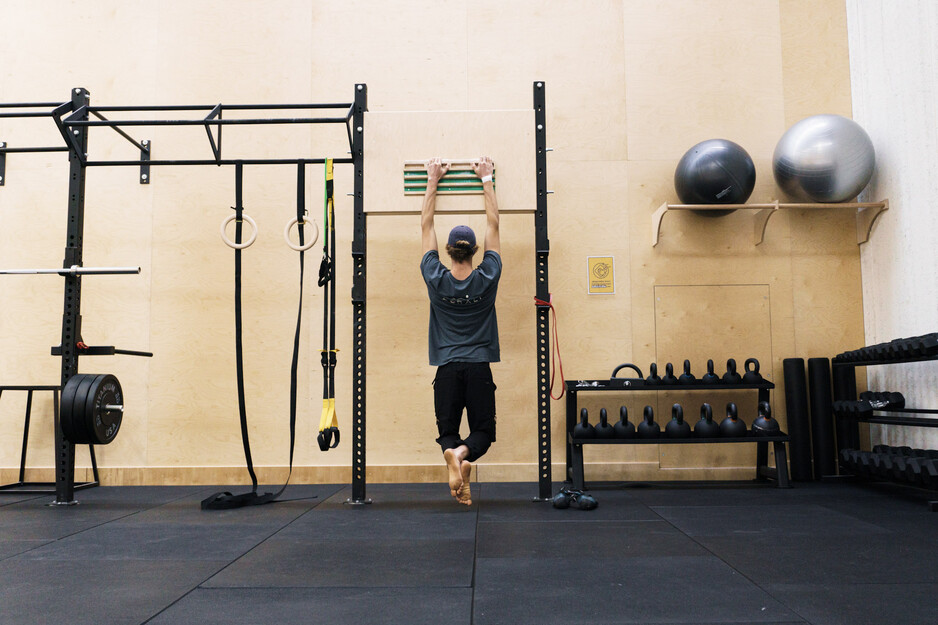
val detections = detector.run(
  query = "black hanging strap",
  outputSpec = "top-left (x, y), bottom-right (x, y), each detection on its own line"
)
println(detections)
top-left (202, 162), bottom-right (311, 510)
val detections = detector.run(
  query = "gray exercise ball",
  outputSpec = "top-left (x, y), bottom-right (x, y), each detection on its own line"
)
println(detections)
top-left (772, 114), bottom-right (875, 203)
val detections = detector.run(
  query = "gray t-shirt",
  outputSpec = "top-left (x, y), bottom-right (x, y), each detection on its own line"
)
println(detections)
top-left (421, 250), bottom-right (502, 366)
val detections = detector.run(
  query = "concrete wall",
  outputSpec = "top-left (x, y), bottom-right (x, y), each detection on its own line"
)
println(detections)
top-left (0, 0), bottom-right (865, 485)
top-left (846, 0), bottom-right (938, 449)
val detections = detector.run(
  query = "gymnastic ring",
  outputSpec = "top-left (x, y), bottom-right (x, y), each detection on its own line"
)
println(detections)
top-left (283, 217), bottom-right (319, 251)
top-left (220, 213), bottom-right (258, 249)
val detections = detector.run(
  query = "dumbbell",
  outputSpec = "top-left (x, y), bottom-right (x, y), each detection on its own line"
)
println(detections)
top-left (920, 459), bottom-right (938, 490)
top-left (871, 453), bottom-right (894, 479)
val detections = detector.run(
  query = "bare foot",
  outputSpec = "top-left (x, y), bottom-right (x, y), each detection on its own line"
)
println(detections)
top-left (456, 460), bottom-right (472, 506)
top-left (443, 448), bottom-right (462, 498)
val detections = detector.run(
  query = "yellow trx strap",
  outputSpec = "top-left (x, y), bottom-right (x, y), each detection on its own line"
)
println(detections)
top-left (317, 159), bottom-right (339, 451)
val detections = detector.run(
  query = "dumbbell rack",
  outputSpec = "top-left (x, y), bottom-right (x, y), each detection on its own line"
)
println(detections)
top-left (564, 378), bottom-right (791, 490)
top-left (831, 334), bottom-right (938, 509)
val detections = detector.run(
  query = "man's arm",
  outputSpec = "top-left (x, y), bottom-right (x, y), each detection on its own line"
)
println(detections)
top-left (473, 156), bottom-right (499, 254)
top-left (421, 157), bottom-right (449, 255)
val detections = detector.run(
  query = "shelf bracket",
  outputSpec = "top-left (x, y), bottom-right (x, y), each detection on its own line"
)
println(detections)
top-left (857, 199), bottom-right (888, 244)
top-left (651, 202), bottom-right (668, 247)
top-left (753, 201), bottom-right (780, 246)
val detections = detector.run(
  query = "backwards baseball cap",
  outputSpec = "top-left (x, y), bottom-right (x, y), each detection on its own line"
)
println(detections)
top-left (447, 225), bottom-right (476, 247)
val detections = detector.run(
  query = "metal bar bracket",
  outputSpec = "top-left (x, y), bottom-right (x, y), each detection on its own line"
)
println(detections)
top-left (140, 140), bottom-right (150, 184)
top-left (0, 141), bottom-right (5, 185)
top-left (204, 104), bottom-right (222, 163)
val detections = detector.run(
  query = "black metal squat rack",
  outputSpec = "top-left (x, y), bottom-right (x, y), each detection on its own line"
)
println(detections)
top-left (350, 82), bottom-right (552, 503)
top-left (1, 86), bottom-right (363, 505)
top-left (0, 82), bottom-right (553, 505)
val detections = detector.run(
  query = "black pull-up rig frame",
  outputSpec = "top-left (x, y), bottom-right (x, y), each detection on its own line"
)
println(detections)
top-left (0, 82), bottom-right (554, 506)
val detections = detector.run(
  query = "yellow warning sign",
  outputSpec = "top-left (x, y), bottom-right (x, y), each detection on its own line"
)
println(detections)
top-left (587, 256), bottom-right (615, 294)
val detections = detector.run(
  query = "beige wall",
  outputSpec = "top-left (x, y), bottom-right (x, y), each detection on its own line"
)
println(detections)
top-left (846, 0), bottom-right (938, 450)
top-left (0, 0), bottom-right (865, 486)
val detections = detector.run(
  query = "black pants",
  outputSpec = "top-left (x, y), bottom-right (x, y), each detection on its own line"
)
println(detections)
top-left (433, 361), bottom-right (497, 462)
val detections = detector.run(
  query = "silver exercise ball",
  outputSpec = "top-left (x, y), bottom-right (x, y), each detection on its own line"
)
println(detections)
top-left (772, 114), bottom-right (875, 202)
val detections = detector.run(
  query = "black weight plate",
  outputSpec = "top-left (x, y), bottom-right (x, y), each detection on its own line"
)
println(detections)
top-left (88, 374), bottom-right (123, 444)
top-left (82, 374), bottom-right (107, 444)
top-left (62, 374), bottom-right (98, 444)
top-left (75, 374), bottom-right (102, 444)
top-left (59, 375), bottom-right (82, 443)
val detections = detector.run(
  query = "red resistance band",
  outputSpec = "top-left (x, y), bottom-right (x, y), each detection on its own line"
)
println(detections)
top-left (534, 294), bottom-right (565, 401)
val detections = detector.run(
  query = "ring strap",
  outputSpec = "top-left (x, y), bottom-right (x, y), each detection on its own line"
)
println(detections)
top-left (203, 162), bottom-right (308, 510)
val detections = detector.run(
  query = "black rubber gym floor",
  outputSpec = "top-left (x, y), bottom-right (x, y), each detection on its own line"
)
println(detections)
top-left (1, 480), bottom-right (937, 625)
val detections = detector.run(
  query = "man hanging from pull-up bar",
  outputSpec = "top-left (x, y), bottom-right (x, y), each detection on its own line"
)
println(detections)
top-left (421, 156), bottom-right (501, 506)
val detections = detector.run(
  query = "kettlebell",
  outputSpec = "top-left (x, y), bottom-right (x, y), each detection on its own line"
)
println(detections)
top-left (595, 407), bottom-right (616, 439)
top-left (742, 358), bottom-right (763, 383)
top-left (722, 358), bottom-right (743, 384)
top-left (719, 402), bottom-right (747, 437)
top-left (694, 403), bottom-right (721, 438)
top-left (661, 362), bottom-right (679, 385)
top-left (701, 359), bottom-right (721, 384)
top-left (678, 359), bottom-right (696, 385)
top-left (614, 406), bottom-right (636, 438)
top-left (645, 363), bottom-right (661, 385)
top-left (573, 408), bottom-right (596, 439)
top-left (751, 400), bottom-right (781, 436)
top-left (665, 403), bottom-right (691, 438)
top-left (637, 405), bottom-right (660, 438)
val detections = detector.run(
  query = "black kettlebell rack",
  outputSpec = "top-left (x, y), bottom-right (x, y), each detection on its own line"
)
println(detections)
top-left (830, 333), bottom-right (938, 509)
top-left (564, 375), bottom-right (791, 491)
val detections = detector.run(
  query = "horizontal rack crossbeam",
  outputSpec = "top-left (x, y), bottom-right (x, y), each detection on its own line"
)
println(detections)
top-left (569, 434), bottom-right (790, 444)
top-left (0, 112), bottom-right (58, 118)
top-left (89, 103), bottom-right (353, 112)
top-left (0, 146), bottom-right (69, 153)
top-left (83, 158), bottom-right (355, 167)
top-left (846, 415), bottom-right (938, 428)
top-left (0, 102), bottom-right (66, 108)
top-left (68, 117), bottom-right (349, 127)
top-left (365, 207), bottom-right (534, 216)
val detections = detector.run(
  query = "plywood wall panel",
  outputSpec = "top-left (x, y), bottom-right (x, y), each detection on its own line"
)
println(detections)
top-left (468, 0), bottom-right (628, 162)
top-left (309, 1), bottom-right (469, 112)
top-left (779, 0), bottom-right (853, 125)
top-left (151, 1), bottom-right (313, 104)
top-left (0, 2), bottom-right (157, 101)
top-left (623, 0), bottom-right (786, 161)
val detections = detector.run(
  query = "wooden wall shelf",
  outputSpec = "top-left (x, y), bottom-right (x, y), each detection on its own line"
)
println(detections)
top-left (652, 200), bottom-right (889, 247)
